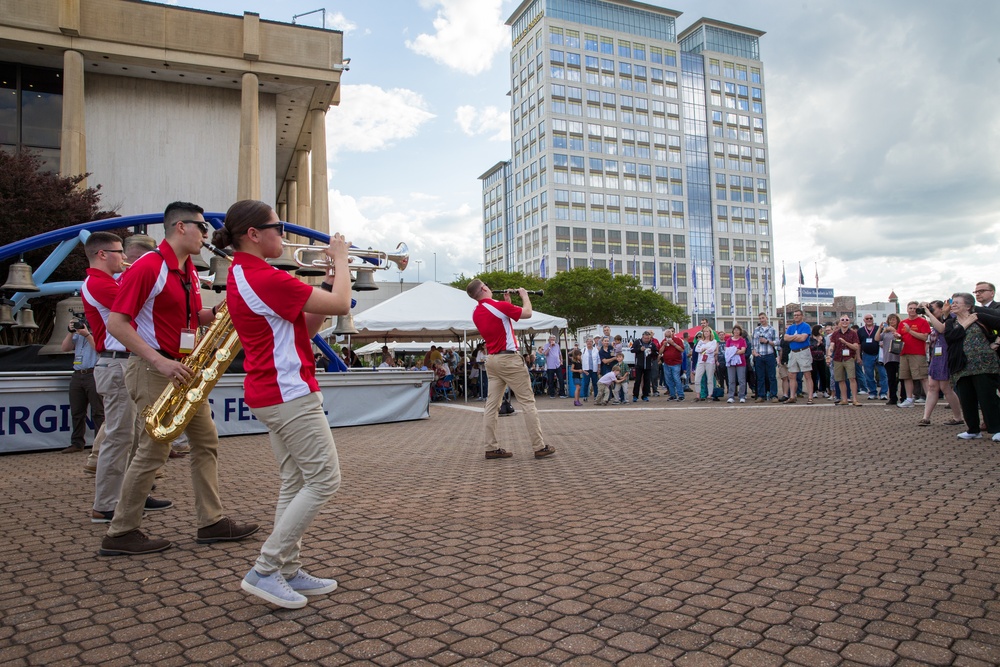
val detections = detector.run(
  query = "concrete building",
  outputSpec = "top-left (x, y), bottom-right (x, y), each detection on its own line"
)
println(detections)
top-left (481, 0), bottom-right (773, 330)
top-left (0, 0), bottom-right (346, 238)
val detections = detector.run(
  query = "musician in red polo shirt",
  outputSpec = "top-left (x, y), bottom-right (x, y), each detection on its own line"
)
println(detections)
top-left (81, 231), bottom-right (172, 525)
top-left (100, 202), bottom-right (259, 557)
top-left (214, 199), bottom-right (351, 609)
top-left (466, 279), bottom-right (553, 460)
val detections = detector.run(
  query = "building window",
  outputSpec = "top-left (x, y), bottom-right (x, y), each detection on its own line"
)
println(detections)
top-left (1, 62), bottom-right (63, 172)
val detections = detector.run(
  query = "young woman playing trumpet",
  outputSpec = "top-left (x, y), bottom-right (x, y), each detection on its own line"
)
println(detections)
top-left (212, 200), bottom-right (352, 609)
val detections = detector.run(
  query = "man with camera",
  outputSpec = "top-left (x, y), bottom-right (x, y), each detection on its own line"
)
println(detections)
top-left (59, 308), bottom-right (105, 453)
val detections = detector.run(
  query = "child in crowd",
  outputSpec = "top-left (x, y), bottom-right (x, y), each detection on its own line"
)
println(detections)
top-left (570, 349), bottom-right (583, 406)
top-left (613, 351), bottom-right (629, 404)
top-left (595, 364), bottom-right (625, 405)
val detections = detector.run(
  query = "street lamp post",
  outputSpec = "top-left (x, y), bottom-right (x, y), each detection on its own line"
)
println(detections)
top-left (433, 253), bottom-right (437, 282)
top-left (415, 259), bottom-right (423, 282)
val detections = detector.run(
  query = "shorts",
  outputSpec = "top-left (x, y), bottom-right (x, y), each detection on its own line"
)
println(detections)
top-left (786, 348), bottom-right (813, 373)
top-left (832, 359), bottom-right (856, 382)
top-left (777, 363), bottom-right (788, 380)
top-left (898, 354), bottom-right (928, 380)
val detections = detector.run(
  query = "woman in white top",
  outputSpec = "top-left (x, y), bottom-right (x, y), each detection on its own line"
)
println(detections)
top-left (694, 328), bottom-right (719, 401)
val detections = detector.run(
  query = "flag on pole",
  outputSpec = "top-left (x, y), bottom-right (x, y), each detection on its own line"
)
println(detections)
top-left (814, 262), bottom-right (819, 289)
top-left (609, 254), bottom-right (614, 277)
top-left (632, 254), bottom-right (638, 280)
top-left (565, 254), bottom-right (571, 273)
top-left (745, 265), bottom-right (752, 303)
top-left (589, 255), bottom-right (594, 269)
top-left (710, 262), bottom-right (716, 312)
top-left (781, 262), bottom-right (786, 289)
top-left (691, 259), bottom-right (698, 289)
top-left (539, 256), bottom-right (547, 279)
top-left (672, 262), bottom-right (678, 301)
top-left (652, 261), bottom-right (657, 290)
top-left (728, 265), bottom-right (735, 316)
top-left (798, 262), bottom-right (805, 286)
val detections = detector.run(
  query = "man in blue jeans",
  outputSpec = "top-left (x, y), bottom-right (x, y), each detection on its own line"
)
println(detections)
top-left (751, 312), bottom-right (779, 402)
top-left (858, 313), bottom-right (888, 399)
top-left (659, 327), bottom-right (685, 401)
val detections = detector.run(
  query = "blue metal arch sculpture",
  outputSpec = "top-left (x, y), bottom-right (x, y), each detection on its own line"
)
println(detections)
top-left (0, 213), bottom-right (348, 371)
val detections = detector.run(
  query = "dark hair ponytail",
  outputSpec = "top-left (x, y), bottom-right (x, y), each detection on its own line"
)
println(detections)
top-left (220, 200), bottom-right (275, 250)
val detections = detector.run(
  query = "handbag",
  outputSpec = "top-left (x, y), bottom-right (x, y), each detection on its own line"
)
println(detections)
top-left (889, 338), bottom-right (903, 355)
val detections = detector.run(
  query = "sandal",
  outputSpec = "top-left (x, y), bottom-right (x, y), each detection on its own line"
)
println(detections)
top-left (943, 418), bottom-right (964, 425)
top-left (917, 418), bottom-right (931, 426)
top-left (806, 400), bottom-right (814, 405)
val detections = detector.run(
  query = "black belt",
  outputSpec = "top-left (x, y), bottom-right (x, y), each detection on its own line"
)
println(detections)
top-left (131, 350), bottom-right (182, 361)
top-left (74, 368), bottom-right (94, 374)
top-left (493, 350), bottom-right (516, 355)
top-left (100, 351), bottom-right (129, 359)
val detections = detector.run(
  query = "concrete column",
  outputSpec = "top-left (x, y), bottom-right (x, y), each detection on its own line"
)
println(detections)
top-left (59, 49), bottom-right (86, 186)
top-left (237, 72), bottom-right (260, 200)
top-left (285, 180), bottom-right (297, 224)
top-left (309, 108), bottom-right (329, 233)
top-left (276, 202), bottom-right (286, 221)
top-left (295, 149), bottom-right (310, 231)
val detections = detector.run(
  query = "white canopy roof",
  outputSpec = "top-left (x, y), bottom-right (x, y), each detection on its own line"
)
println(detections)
top-left (353, 340), bottom-right (460, 356)
top-left (321, 281), bottom-right (567, 342)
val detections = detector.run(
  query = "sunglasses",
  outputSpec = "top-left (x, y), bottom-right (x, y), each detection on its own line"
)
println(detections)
top-left (254, 223), bottom-right (285, 235)
top-left (178, 219), bottom-right (210, 234)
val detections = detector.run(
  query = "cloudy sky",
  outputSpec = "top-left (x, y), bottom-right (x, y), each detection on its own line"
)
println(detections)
top-left (175, 0), bottom-right (997, 306)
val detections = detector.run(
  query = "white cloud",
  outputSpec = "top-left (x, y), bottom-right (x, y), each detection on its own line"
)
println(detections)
top-left (329, 189), bottom-right (483, 280)
top-left (326, 11), bottom-right (357, 33)
top-left (455, 105), bottom-right (510, 142)
top-left (405, 0), bottom-right (507, 75)
top-left (326, 84), bottom-right (435, 157)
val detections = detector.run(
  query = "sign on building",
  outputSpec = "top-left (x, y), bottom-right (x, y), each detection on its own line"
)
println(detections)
top-left (798, 287), bottom-right (834, 304)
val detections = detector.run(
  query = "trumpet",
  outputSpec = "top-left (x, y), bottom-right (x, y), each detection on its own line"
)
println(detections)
top-left (283, 241), bottom-right (409, 273)
top-left (493, 289), bottom-right (544, 296)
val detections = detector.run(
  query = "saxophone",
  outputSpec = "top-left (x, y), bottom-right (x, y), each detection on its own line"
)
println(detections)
top-left (143, 243), bottom-right (241, 443)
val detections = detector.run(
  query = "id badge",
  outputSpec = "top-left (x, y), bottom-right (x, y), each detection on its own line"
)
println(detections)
top-left (179, 328), bottom-right (197, 355)
top-left (842, 348), bottom-right (850, 357)
top-left (934, 346), bottom-right (943, 357)
top-left (866, 337), bottom-right (873, 344)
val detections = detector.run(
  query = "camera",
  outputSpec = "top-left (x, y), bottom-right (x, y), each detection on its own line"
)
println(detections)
top-left (915, 307), bottom-right (926, 315)
top-left (69, 309), bottom-right (87, 332)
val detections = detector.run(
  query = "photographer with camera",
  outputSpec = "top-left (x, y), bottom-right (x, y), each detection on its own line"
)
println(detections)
top-left (59, 310), bottom-right (105, 453)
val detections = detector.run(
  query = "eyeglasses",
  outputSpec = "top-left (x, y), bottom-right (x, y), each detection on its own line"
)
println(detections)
top-left (974, 289), bottom-right (991, 294)
top-left (102, 249), bottom-right (125, 255)
top-left (254, 223), bottom-right (284, 235)
top-left (178, 220), bottom-right (209, 234)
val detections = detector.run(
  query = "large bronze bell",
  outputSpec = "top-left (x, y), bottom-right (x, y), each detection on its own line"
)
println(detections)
top-left (352, 269), bottom-right (378, 291)
top-left (38, 296), bottom-right (84, 354)
top-left (332, 312), bottom-right (359, 335)
top-left (210, 255), bottom-right (230, 292)
top-left (13, 306), bottom-right (38, 329)
top-left (294, 248), bottom-right (327, 277)
top-left (0, 300), bottom-right (14, 326)
top-left (2, 260), bottom-right (40, 292)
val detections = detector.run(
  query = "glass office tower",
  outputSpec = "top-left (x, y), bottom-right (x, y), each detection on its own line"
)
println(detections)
top-left (481, 0), bottom-right (771, 328)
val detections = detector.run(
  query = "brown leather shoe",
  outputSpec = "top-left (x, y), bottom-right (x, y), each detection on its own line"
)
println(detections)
top-left (60, 445), bottom-right (84, 453)
top-left (99, 529), bottom-right (171, 556)
top-left (196, 517), bottom-right (260, 544)
top-left (485, 448), bottom-right (513, 459)
top-left (534, 446), bottom-right (556, 459)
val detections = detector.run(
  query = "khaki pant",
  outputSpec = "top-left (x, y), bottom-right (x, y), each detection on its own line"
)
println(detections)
top-left (108, 356), bottom-right (224, 537)
top-left (251, 392), bottom-right (341, 577)
top-left (93, 357), bottom-right (139, 513)
top-left (483, 353), bottom-right (545, 452)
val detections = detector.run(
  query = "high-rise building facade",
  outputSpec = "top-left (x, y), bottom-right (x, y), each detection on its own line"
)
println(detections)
top-left (480, 0), bottom-right (773, 329)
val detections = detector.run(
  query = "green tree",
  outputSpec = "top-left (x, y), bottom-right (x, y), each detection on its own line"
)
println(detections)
top-left (543, 268), bottom-right (686, 331)
top-left (0, 150), bottom-right (118, 345)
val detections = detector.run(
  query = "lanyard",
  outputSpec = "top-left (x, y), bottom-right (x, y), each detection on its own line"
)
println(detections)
top-left (154, 248), bottom-right (195, 328)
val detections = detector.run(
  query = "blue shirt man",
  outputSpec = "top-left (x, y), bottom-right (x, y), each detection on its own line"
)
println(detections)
top-left (782, 310), bottom-right (815, 403)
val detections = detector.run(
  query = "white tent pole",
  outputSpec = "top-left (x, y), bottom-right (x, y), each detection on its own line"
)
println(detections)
top-left (463, 329), bottom-right (468, 402)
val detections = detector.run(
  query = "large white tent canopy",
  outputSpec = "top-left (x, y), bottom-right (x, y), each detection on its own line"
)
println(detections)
top-left (321, 282), bottom-right (567, 342)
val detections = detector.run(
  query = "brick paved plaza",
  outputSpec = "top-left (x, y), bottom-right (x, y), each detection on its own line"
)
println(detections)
top-left (2, 398), bottom-right (1000, 666)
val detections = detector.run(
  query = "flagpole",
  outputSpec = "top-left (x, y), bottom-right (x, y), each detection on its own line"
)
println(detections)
top-left (781, 260), bottom-right (786, 329)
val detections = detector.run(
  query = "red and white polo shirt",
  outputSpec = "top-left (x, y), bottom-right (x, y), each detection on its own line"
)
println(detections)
top-left (80, 268), bottom-right (125, 354)
top-left (473, 298), bottom-right (522, 354)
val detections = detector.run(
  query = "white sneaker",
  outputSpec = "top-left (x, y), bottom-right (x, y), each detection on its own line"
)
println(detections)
top-left (898, 398), bottom-right (914, 408)
top-left (727, 398), bottom-right (734, 403)
top-left (739, 398), bottom-right (745, 403)
top-left (242, 570), bottom-right (307, 609)
top-left (285, 570), bottom-right (338, 596)
top-left (993, 433), bottom-right (1000, 442)
top-left (957, 432), bottom-right (983, 440)
top-left (914, 398), bottom-right (926, 404)
top-left (858, 390), bottom-right (867, 395)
